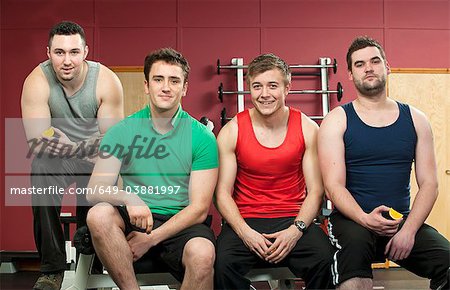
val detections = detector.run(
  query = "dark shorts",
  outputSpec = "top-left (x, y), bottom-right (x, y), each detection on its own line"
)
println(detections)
top-left (117, 206), bottom-right (216, 281)
top-left (328, 211), bottom-right (450, 289)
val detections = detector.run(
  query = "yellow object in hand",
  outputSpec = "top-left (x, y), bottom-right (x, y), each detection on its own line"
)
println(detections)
top-left (388, 208), bottom-right (403, 220)
top-left (42, 127), bottom-right (55, 138)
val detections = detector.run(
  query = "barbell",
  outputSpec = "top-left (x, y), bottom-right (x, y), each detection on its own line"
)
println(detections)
top-left (218, 82), bottom-right (343, 102)
top-left (217, 58), bottom-right (337, 75)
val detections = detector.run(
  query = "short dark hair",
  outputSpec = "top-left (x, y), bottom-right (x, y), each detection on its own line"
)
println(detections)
top-left (143, 48), bottom-right (190, 83)
top-left (246, 53), bottom-right (291, 86)
top-left (48, 21), bottom-right (86, 48)
top-left (346, 36), bottom-right (386, 71)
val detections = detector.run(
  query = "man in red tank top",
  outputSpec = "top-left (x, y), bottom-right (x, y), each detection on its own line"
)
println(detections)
top-left (214, 53), bottom-right (334, 289)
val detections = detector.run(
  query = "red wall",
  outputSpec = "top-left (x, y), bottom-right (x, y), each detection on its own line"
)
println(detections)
top-left (1, 0), bottom-right (449, 251)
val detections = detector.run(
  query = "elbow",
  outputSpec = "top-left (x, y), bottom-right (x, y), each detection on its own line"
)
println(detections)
top-left (85, 191), bottom-right (96, 205)
top-left (85, 185), bottom-right (100, 205)
top-left (196, 208), bottom-right (210, 225)
top-left (323, 183), bottom-right (337, 204)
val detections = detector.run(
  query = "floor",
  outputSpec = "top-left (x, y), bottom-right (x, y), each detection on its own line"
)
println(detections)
top-left (0, 268), bottom-right (430, 290)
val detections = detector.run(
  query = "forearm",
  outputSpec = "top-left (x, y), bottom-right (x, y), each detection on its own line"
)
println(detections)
top-left (151, 203), bottom-right (209, 244)
top-left (294, 190), bottom-right (323, 226)
top-left (402, 183), bottom-right (438, 234)
top-left (216, 192), bottom-right (251, 238)
top-left (326, 184), bottom-right (367, 226)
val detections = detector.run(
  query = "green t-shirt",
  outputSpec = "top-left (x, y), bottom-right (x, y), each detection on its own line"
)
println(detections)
top-left (100, 105), bottom-right (218, 215)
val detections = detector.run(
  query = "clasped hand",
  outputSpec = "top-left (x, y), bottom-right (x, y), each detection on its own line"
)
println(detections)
top-left (241, 226), bottom-right (301, 264)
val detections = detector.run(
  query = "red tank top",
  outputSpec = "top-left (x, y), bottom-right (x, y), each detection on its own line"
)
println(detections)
top-left (235, 108), bottom-right (306, 218)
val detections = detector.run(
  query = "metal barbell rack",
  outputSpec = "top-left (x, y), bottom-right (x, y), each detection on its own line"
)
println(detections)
top-left (218, 82), bottom-right (343, 103)
top-left (217, 57), bottom-right (342, 126)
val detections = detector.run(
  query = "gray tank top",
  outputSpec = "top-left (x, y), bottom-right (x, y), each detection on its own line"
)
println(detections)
top-left (40, 60), bottom-right (100, 142)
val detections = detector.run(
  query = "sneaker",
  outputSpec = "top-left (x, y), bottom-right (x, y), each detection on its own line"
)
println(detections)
top-left (32, 272), bottom-right (64, 290)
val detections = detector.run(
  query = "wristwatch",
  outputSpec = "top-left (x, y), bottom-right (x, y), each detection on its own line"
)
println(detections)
top-left (294, 220), bottom-right (308, 233)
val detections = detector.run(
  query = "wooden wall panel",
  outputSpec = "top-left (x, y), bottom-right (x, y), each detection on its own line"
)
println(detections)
top-left (115, 71), bottom-right (147, 117)
top-left (388, 72), bottom-right (450, 239)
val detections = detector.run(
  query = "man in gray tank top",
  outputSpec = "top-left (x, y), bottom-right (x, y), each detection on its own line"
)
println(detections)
top-left (21, 21), bottom-right (124, 290)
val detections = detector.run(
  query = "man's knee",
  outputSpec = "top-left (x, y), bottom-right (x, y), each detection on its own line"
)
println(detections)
top-left (86, 203), bottom-right (120, 235)
top-left (183, 238), bottom-right (215, 275)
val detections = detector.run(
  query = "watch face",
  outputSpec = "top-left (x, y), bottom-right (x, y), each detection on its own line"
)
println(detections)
top-left (295, 221), bottom-right (307, 232)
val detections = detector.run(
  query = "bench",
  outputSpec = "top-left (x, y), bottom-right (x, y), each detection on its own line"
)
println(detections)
top-left (65, 253), bottom-right (298, 290)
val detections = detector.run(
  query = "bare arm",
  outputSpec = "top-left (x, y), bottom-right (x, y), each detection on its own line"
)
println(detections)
top-left (318, 107), bottom-right (400, 235)
top-left (403, 107), bottom-right (438, 232)
top-left (318, 108), bottom-right (364, 220)
top-left (294, 114), bottom-right (324, 226)
top-left (21, 66), bottom-right (52, 153)
top-left (75, 65), bottom-right (124, 161)
top-left (96, 64), bottom-right (124, 134)
top-left (264, 115), bottom-right (324, 263)
top-left (86, 153), bottom-right (153, 233)
top-left (385, 107), bottom-right (438, 260)
top-left (215, 118), bottom-right (273, 259)
top-left (150, 167), bottom-right (218, 244)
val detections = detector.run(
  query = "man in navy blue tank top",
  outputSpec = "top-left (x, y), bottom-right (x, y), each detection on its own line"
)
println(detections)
top-left (318, 36), bottom-right (449, 290)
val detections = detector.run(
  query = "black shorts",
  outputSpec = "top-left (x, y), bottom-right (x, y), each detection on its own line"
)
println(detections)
top-left (117, 206), bottom-right (216, 281)
top-left (328, 211), bottom-right (450, 289)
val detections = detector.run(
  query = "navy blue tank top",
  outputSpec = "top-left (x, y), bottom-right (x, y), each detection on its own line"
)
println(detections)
top-left (343, 101), bottom-right (417, 215)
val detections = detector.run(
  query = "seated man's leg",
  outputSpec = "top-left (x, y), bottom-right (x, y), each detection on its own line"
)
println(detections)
top-left (214, 221), bottom-right (261, 290)
top-left (396, 223), bottom-right (450, 290)
top-left (87, 203), bottom-right (140, 290)
top-left (181, 237), bottom-right (215, 290)
top-left (31, 155), bottom-right (82, 290)
top-left (32, 156), bottom-right (95, 271)
top-left (285, 222), bottom-right (335, 289)
top-left (157, 219), bottom-right (216, 290)
top-left (328, 212), bottom-right (377, 290)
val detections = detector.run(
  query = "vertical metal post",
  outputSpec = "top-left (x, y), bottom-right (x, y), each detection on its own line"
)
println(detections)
top-left (232, 58), bottom-right (245, 112)
top-left (319, 57), bottom-right (331, 117)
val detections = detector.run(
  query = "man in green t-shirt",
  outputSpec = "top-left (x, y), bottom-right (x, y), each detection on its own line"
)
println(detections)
top-left (85, 48), bottom-right (219, 290)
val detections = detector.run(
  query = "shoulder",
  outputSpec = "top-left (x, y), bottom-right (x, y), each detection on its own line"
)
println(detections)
top-left (96, 63), bottom-right (123, 96)
top-left (406, 104), bottom-right (432, 135)
top-left (320, 105), bottom-right (347, 131)
top-left (24, 64), bottom-right (49, 88)
top-left (217, 116), bottom-right (238, 147)
top-left (21, 64), bottom-right (50, 102)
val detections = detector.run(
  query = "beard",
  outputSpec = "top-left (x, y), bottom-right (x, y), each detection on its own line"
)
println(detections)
top-left (354, 75), bottom-right (386, 97)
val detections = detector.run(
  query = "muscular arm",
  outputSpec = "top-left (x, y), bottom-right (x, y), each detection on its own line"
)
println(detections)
top-left (150, 167), bottom-right (218, 244)
top-left (318, 108), bottom-right (364, 220)
top-left (76, 65), bottom-right (124, 161)
top-left (318, 107), bottom-right (400, 235)
top-left (385, 107), bottom-right (438, 260)
top-left (21, 66), bottom-right (52, 153)
top-left (96, 64), bottom-right (124, 134)
top-left (215, 119), bottom-right (272, 259)
top-left (294, 115), bottom-right (324, 226)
